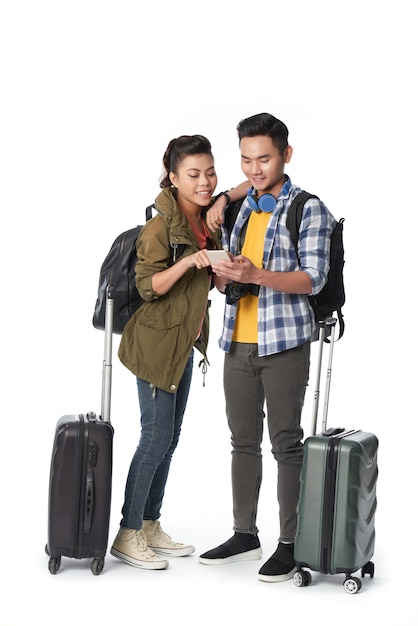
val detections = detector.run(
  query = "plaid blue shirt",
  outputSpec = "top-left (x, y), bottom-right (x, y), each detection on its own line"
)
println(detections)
top-left (219, 177), bottom-right (336, 356)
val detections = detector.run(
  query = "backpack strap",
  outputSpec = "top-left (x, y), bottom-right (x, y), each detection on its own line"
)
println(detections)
top-left (223, 199), bottom-right (244, 235)
top-left (286, 191), bottom-right (318, 258)
top-left (223, 198), bottom-right (251, 254)
top-left (286, 192), bottom-right (344, 342)
top-left (335, 307), bottom-right (345, 341)
top-left (145, 204), bottom-right (154, 222)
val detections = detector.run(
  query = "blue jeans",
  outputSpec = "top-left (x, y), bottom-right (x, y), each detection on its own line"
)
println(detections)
top-left (120, 351), bottom-right (194, 530)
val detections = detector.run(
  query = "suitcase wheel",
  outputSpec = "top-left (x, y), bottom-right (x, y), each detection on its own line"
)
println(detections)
top-left (46, 555), bottom-right (104, 575)
top-left (293, 569), bottom-right (312, 587)
top-left (46, 543), bottom-right (62, 574)
top-left (343, 576), bottom-right (362, 594)
top-left (361, 561), bottom-right (375, 578)
top-left (48, 556), bottom-right (61, 575)
top-left (91, 557), bottom-right (105, 575)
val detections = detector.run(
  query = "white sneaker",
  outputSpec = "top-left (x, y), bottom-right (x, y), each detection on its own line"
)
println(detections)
top-left (142, 520), bottom-right (195, 557)
top-left (110, 527), bottom-right (169, 569)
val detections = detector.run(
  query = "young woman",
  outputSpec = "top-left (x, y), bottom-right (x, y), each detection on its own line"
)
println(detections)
top-left (111, 135), bottom-right (248, 570)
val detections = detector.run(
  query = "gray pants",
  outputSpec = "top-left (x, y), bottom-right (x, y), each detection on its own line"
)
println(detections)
top-left (224, 341), bottom-right (310, 542)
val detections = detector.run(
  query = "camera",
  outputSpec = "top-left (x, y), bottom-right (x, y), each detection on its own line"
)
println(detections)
top-left (225, 282), bottom-right (260, 304)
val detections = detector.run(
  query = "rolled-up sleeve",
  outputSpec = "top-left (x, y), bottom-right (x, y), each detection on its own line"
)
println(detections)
top-left (297, 199), bottom-right (336, 296)
top-left (135, 219), bottom-right (171, 301)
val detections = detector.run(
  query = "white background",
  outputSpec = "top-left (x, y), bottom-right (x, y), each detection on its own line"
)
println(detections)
top-left (1, 1), bottom-right (417, 624)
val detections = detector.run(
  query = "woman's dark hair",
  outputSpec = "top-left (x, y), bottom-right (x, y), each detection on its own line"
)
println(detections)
top-left (160, 135), bottom-right (213, 188)
top-left (236, 113), bottom-right (289, 156)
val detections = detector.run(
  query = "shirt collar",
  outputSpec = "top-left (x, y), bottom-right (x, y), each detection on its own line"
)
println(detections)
top-left (278, 174), bottom-right (292, 199)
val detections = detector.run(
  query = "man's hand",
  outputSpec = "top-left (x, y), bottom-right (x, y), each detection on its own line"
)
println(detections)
top-left (211, 255), bottom-right (257, 283)
top-left (212, 254), bottom-right (313, 295)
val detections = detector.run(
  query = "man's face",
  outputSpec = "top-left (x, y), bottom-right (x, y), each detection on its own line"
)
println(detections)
top-left (240, 135), bottom-right (292, 197)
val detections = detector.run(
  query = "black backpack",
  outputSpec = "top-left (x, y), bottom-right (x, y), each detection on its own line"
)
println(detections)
top-left (286, 191), bottom-right (345, 339)
top-left (92, 205), bottom-right (185, 334)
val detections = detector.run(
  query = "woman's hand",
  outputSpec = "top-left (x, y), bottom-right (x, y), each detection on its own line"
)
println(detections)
top-left (187, 249), bottom-right (213, 270)
top-left (151, 250), bottom-right (211, 295)
top-left (206, 195), bottom-right (228, 232)
top-left (206, 181), bottom-right (250, 232)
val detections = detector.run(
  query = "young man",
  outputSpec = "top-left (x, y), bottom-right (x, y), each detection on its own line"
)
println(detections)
top-left (200, 113), bottom-right (336, 582)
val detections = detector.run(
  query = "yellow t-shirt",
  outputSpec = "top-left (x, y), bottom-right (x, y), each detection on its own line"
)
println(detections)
top-left (232, 211), bottom-right (270, 343)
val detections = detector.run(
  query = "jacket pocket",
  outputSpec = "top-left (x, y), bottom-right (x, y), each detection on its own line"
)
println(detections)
top-left (138, 311), bottom-right (182, 331)
top-left (135, 311), bottom-right (183, 370)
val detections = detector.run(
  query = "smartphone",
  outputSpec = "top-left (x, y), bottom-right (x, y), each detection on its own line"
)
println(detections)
top-left (205, 250), bottom-right (230, 264)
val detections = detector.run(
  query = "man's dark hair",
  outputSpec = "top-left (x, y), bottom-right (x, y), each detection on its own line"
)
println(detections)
top-left (237, 113), bottom-right (289, 156)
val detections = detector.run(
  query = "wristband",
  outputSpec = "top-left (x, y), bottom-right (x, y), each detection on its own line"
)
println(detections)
top-left (219, 191), bottom-right (231, 206)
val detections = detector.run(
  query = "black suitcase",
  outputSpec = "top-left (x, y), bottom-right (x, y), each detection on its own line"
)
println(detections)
top-left (46, 286), bottom-right (114, 575)
top-left (293, 318), bottom-right (378, 594)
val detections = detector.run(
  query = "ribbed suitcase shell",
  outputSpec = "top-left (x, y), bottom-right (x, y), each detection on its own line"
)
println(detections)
top-left (294, 428), bottom-right (378, 575)
top-left (47, 413), bottom-right (113, 567)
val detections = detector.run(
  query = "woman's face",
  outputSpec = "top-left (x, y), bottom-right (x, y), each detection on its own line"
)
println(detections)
top-left (170, 153), bottom-right (217, 209)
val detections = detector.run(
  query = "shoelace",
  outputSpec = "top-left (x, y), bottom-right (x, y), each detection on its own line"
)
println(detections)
top-left (130, 529), bottom-right (147, 551)
top-left (154, 523), bottom-right (176, 545)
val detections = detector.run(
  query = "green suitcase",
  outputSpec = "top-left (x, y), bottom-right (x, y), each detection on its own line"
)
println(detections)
top-left (294, 319), bottom-right (378, 594)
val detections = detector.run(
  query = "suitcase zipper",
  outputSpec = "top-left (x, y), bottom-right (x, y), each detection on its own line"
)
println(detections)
top-left (321, 436), bottom-right (339, 573)
top-left (73, 414), bottom-right (90, 558)
top-left (320, 429), bottom-right (359, 573)
top-left (72, 415), bottom-right (84, 557)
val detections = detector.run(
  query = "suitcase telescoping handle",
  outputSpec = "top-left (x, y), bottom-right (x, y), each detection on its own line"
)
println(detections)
top-left (100, 284), bottom-right (114, 423)
top-left (310, 317), bottom-right (337, 436)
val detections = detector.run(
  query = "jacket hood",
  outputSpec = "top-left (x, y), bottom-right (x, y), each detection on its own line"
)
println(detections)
top-left (154, 187), bottom-right (182, 227)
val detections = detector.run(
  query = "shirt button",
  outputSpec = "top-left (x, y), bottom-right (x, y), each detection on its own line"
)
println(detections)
top-left (170, 384), bottom-right (176, 391)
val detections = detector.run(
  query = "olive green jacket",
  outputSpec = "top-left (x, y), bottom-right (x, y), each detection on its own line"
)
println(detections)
top-left (118, 188), bottom-right (222, 393)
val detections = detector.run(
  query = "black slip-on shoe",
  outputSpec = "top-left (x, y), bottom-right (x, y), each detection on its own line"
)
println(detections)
top-left (199, 533), bottom-right (262, 565)
top-left (258, 542), bottom-right (296, 582)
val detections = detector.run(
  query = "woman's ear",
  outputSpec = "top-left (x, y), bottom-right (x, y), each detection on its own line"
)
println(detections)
top-left (169, 172), bottom-right (177, 187)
